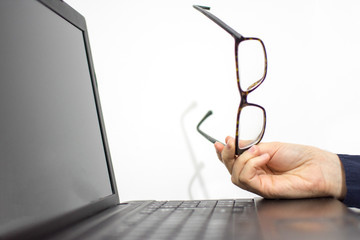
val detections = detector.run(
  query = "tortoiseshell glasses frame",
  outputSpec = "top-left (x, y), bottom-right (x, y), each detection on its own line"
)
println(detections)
top-left (194, 5), bottom-right (267, 156)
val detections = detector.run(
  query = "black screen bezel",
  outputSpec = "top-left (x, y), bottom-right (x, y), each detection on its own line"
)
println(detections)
top-left (3, 0), bottom-right (120, 239)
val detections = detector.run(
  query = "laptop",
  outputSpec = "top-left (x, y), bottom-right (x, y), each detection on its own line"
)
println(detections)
top-left (0, 0), bottom-right (360, 239)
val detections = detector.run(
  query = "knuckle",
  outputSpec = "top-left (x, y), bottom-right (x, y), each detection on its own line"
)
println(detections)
top-left (238, 174), bottom-right (249, 185)
top-left (231, 175), bottom-right (238, 185)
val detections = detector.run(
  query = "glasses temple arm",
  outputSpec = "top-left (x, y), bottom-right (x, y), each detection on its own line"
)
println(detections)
top-left (193, 5), bottom-right (243, 40)
top-left (196, 110), bottom-right (224, 145)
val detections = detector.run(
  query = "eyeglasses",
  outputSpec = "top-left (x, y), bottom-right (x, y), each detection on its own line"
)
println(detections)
top-left (194, 5), bottom-right (267, 156)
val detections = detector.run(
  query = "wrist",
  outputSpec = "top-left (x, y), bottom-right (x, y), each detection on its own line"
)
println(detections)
top-left (325, 152), bottom-right (347, 200)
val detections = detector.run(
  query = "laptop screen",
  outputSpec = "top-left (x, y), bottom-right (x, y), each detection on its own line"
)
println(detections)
top-left (0, 0), bottom-right (113, 235)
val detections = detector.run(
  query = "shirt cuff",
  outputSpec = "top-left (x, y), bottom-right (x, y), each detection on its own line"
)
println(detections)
top-left (338, 154), bottom-right (360, 208)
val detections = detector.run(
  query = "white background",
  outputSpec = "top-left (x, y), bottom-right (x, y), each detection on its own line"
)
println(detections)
top-left (65, 0), bottom-right (360, 202)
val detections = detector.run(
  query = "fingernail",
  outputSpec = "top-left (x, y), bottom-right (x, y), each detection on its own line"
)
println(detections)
top-left (214, 145), bottom-right (220, 154)
top-left (249, 145), bottom-right (256, 153)
top-left (260, 153), bottom-right (270, 160)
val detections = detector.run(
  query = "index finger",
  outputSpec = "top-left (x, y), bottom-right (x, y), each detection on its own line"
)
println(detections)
top-left (222, 137), bottom-right (236, 174)
top-left (214, 142), bottom-right (225, 161)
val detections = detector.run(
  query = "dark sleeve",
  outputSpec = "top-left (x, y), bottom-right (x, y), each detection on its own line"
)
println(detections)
top-left (338, 154), bottom-right (360, 208)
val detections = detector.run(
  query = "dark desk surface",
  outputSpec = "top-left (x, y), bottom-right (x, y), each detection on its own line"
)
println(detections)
top-left (256, 198), bottom-right (360, 240)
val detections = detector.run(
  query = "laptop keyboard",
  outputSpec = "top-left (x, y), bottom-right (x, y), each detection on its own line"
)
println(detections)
top-left (103, 199), bottom-right (259, 240)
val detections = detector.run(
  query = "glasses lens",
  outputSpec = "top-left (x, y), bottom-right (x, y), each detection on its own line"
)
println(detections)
top-left (237, 39), bottom-right (266, 91)
top-left (238, 105), bottom-right (265, 149)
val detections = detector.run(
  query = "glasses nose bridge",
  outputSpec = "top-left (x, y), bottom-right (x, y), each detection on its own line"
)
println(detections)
top-left (239, 90), bottom-right (249, 106)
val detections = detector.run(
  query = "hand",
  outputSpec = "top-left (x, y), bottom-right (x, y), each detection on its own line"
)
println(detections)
top-left (214, 137), bottom-right (346, 199)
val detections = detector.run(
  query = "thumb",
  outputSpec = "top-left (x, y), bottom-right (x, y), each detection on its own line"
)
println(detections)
top-left (238, 153), bottom-right (271, 191)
